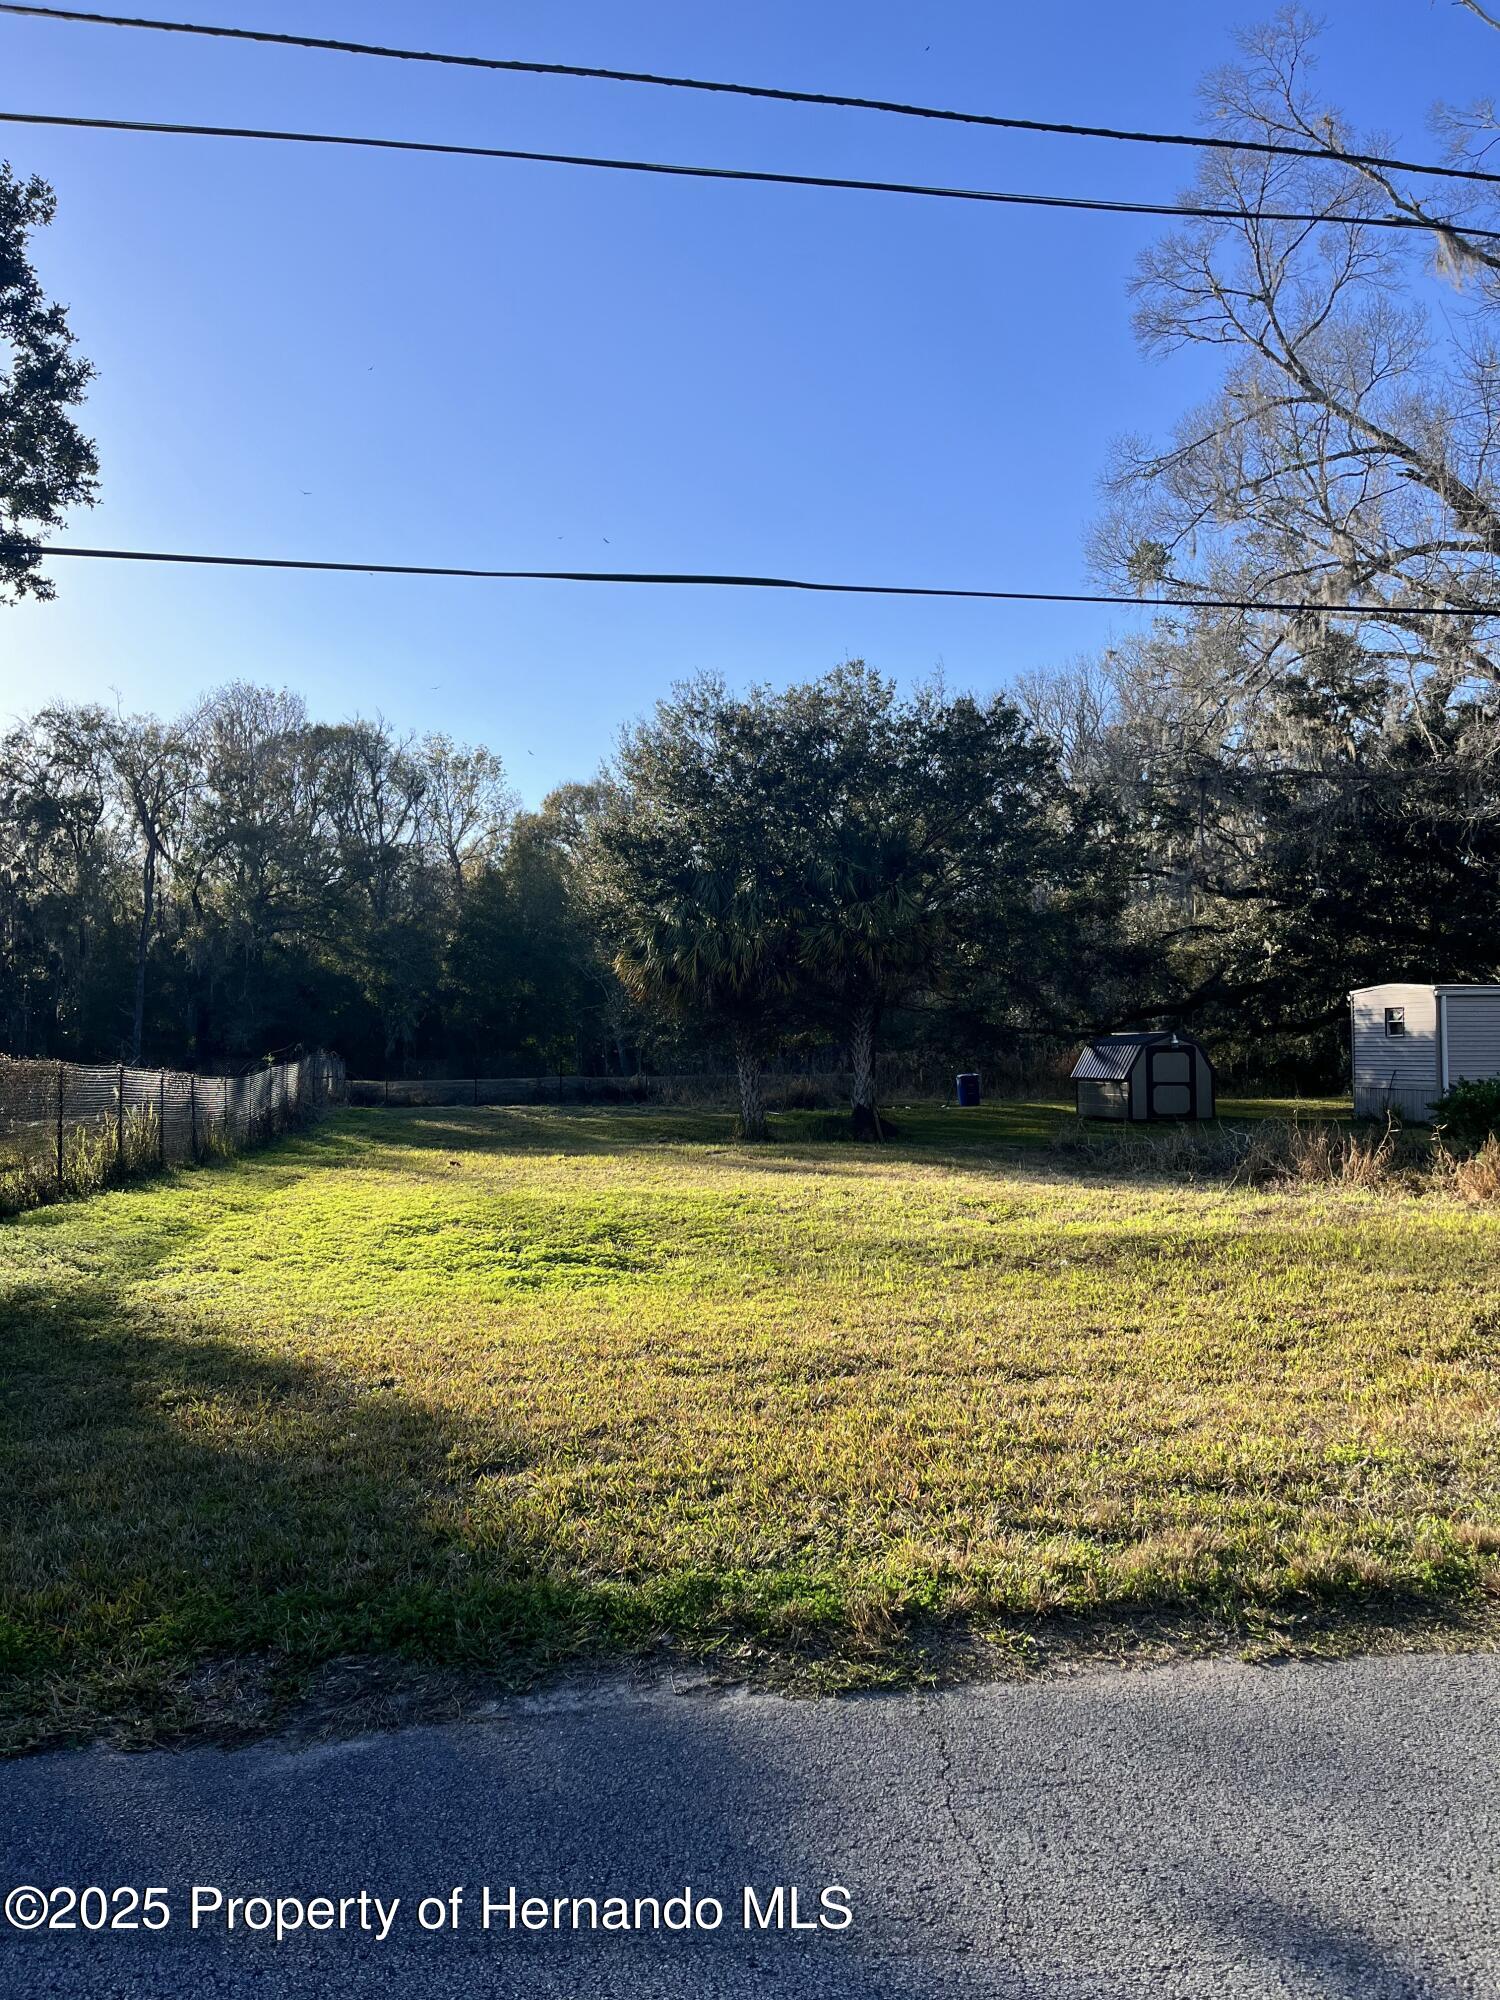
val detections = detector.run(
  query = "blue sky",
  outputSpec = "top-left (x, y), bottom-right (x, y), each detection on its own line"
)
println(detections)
top-left (0, 0), bottom-right (1485, 802)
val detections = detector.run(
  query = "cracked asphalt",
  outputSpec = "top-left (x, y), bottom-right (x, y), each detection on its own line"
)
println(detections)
top-left (3, 1651), bottom-right (1497, 1998)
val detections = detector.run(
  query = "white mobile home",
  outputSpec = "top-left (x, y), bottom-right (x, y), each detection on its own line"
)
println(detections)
top-left (1349, 983), bottom-right (1500, 1121)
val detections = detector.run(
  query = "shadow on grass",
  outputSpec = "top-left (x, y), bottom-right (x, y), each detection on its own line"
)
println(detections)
top-left (4, 1254), bottom-right (1491, 1757)
top-left (301, 1102), bottom-right (1370, 1200)
top-left (6, 1190), bottom-right (996, 1749)
top-left (299, 1101), bottom-right (1111, 1168)
top-left (0, 1258), bottom-right (686, 1753)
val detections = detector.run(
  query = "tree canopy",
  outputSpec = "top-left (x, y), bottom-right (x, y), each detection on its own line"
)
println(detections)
top-left (581, 665), bottom-right (1087, 1135)
top-left (0, 163), bottom-right (97, 601)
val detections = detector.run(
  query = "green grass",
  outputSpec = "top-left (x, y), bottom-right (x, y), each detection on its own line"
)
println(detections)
top-left (1, 1100), bottom-right (1495, 1748)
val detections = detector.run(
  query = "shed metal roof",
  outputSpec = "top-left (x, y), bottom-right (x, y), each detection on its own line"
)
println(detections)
top-left (1069, 1032), bottom-right (1185, 1082)
top-left (1071, 1044), bottom-right (1136, 1081)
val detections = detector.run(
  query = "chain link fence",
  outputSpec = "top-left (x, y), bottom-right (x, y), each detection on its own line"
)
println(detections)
top-left (0, 1050), bottom-right (346, 1212)
top-left (347, 1056), bottom-right (1066, 1110)
top-left (349, 1071), bottom-right (847, 1109)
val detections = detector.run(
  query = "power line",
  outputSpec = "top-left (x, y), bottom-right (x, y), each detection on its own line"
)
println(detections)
top-left (33, 545), bottom-right (1500, 617)
top-left (4, 2), bottom-right (1499, 190)
top-left (3, 110), bottom-right (1494, 238)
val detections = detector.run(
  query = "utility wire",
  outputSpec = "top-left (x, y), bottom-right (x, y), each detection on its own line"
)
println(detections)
top-left (3, 110), bottom-right (1495, 238)
top-left (33, 546), bottom-right (1500, 616)
top-left (4, 1), bottom-right (1499, 190)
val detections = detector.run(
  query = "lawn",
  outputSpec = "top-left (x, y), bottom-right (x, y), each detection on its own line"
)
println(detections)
top-left (1, 1100), bottom-right (1496, 1749)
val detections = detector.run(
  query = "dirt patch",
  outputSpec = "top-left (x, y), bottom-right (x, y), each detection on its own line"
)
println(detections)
top-left (13, 1597), bottom-right (1498, 1759)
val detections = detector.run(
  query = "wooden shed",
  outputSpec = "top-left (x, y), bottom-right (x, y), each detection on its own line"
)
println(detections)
top-left (1070, 1032), bottom-right (1215, 1122)
top-left (1349, 982), bottom-right (1500, 1121)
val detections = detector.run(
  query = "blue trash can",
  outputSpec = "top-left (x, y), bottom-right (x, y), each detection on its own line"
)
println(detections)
top-left (956, 1072), bottom-right (981, 1108)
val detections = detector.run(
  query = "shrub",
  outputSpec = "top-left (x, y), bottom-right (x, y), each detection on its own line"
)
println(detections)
top-left (775, 1078), bottom-right (840, 1111)
top-left (1433, 1077), bottom-right (1500, 1151)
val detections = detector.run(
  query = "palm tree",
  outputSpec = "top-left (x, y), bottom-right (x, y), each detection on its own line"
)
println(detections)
top-left (799, 838), bottom-right (936, 1140)
top-left (612, 865), bottom-right (793, 1140)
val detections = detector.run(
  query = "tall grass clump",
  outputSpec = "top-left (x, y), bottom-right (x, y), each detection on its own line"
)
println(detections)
top-left (1435, 1133), bottom-right (1500, 1203)
top-left (0, 1105), bottom-right (161, 1217)
top-left (1054, 1119), bottom-right (1256, 1180)
top-left (1242, 1115), bottom-right (1404, 1189)
top-left (1055, 1113), bottom-right (1419, 1189)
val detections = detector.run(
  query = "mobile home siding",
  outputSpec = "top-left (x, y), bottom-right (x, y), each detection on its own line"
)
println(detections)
top-left (1350, 983), bottom-right (1441, 1121)
top-left (1442, 992), bottom-right (1500, 1088)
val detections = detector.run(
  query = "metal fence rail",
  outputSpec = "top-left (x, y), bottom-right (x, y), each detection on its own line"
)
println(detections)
top-left (347, 1061), bottom-right (1040, 1109)
top-left (350, 1070), bottom-right (850, 1109)
top-left (0, 1050), bottom-right (346, 1209)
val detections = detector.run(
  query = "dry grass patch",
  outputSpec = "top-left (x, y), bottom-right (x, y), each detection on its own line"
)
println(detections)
top-left (1442, 1135), bottom-right (1500, 1204)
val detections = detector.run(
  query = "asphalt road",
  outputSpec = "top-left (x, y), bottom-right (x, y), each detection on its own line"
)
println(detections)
top-left (2, 1652), bottom-right (1497, 1999)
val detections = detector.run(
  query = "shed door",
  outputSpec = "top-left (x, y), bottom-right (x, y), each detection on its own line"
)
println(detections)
top-left (1147, 1048), bottom-right (1194, 1118)
top-left (1445, 995), bottom-right (1500, 1087)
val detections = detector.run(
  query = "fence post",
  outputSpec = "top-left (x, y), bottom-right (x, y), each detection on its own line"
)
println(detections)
top-left (159, 1071), bottom-right (166, 1165)
top-left (473, 1072), bottom-right (479, 1106)
top-left (189, 1074), bottom-right (198, 1161)
top-left (116, 1061), bottom-right (125, 1170)
top-left (222, 1076), bottom-right (229, 1149)
top-left (55, 1062), bottom-right (65, 1188)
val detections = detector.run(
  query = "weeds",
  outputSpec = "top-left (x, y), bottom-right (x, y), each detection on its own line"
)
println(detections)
top-left (1435, 1133), bottom-right (1500, 1204)
top-left (1054, 1119), bottom-right (1258, 1180)
top-left (0, 1106), bottom-right (162, 1216)
top-left (1056, 1113), bottom-right (1442, 1193)
top-left (1239, 1114), bottom-right (1411, 1190)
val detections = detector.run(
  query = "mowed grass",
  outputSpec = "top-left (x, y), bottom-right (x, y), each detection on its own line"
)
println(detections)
top-left (1, 1100), bottom-right (1496, 1747)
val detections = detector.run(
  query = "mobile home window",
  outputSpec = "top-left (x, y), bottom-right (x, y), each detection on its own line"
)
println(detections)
top-left (1385, 1007), bottom-right (1405, 1037)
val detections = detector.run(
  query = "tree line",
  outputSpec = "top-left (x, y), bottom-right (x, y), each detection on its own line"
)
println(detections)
top-left (0, 669), bottom-right (1092, 1117)
top-left (0, 685), bottom-right (597, 1078)
top-left (5, 634), bottom-right (1497, 1134)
